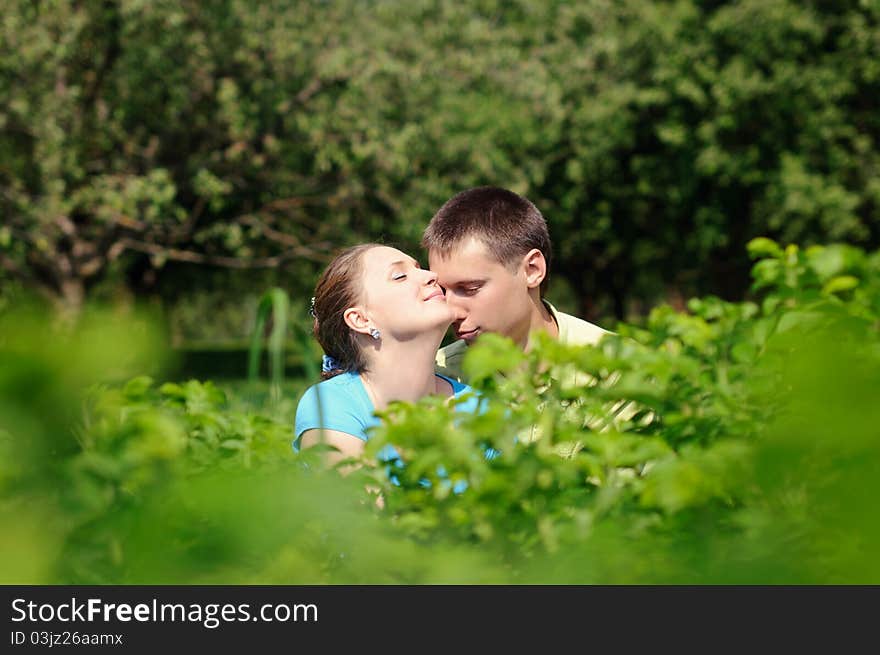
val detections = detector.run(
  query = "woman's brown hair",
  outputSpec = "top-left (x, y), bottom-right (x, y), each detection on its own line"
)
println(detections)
top-left (311, 243), bottom-right (381, 379)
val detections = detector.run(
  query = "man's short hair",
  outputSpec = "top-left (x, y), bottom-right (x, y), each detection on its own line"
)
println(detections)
top-left (421, 186), bottom-right (552, 294)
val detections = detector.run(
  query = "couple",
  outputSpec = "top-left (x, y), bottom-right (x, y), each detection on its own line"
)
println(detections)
top-left (294, 186), bottom-right (609, 463)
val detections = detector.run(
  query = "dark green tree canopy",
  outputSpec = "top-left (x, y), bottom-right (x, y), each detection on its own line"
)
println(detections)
top-left (2, 1), bottom-right (878, 317)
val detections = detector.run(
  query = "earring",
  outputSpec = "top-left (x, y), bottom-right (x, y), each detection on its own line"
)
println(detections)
top-left (370, 327), bottom-right (381, 340)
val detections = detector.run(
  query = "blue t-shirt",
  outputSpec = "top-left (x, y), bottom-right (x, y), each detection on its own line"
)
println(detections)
top-left (293, 371), bottom-right (481, 451)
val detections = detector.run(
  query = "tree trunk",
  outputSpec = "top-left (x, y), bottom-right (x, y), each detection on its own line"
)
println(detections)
top-left (54, 277), bottom-right (85, 324)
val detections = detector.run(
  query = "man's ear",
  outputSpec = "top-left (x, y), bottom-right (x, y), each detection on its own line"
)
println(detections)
top-left (343, 307), bottom-right (372, 336)
top-left (522, 249), bottom-right (547, 290)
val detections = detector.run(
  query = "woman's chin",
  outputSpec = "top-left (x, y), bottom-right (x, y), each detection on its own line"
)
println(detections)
top-left (391, 317), bottom-right (452, 342)
top-left (431, 315), bottom-right (455, 336)
top-left (419, 301), bottom-right (455, 324)
top-left (437, 309), bottom-right (457, 326)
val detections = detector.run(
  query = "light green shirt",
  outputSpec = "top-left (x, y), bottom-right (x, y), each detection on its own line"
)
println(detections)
top-left (434, 301), bottom-right (640, 451)
top-left (434, 301), bottom-right (609, 382)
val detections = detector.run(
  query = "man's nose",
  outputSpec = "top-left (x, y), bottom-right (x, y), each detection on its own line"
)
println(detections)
top-left (443, 294), bottom-right (468, 320)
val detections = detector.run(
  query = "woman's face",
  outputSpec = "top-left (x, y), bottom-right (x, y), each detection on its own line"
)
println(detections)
top-left (356, 246), bottom-right (454, 340)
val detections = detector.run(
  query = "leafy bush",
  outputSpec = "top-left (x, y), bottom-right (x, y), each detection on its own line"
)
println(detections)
top-left (361, 239), bottom-right (880, 581)
top-left (1, 240), bottom-right (878, 583)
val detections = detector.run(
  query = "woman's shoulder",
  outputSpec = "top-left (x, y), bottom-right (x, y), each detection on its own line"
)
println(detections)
top-left (297, 371), bottom-right (363, 408)
top-left (294, 371), bottom-right (372, 442)
top-left (305, 371), bottom-right (358, 395)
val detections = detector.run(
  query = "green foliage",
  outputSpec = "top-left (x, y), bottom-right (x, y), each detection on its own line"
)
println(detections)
top-left (2, 1), bottom-right (878, 319)
top-left (247, 288), bottom-right (290, 399)
top-left (2, 239), bottom-right (878, 583)
top-left (361, 237), bottom-right (880, 581)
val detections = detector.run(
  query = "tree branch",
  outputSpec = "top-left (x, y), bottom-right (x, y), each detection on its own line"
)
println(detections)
top-left (54, 214), bottom-right (77, 237)
top-left (78, 256), bottom-right (106, 278)
top-left (295, 77), bottom-right (325, 105)
top-left (0, 253), bottom-right (27, 279)
top-left (254, 197), bottom-right (332, 231)
top-left (171, 196), bottom-right (206, 244)
top-left (238, 214), bottom-right (332, 255)
top-left (117, 238), bottom-right (326, 269)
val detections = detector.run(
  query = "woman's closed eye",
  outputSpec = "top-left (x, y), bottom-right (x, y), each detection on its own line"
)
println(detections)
top-left (391, 259), bottom-right (419, 281)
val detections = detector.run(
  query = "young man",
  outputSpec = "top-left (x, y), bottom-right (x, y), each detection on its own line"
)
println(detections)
top-left (422, 186), bottom-right (609, 382)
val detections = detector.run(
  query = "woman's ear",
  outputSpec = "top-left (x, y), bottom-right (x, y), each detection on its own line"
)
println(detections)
top-left (522, 248), bottom-right (547, 290)
top-left (343, 307), bottom-right (372, 336)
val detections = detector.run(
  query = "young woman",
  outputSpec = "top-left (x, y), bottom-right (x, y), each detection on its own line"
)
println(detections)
top-left (294, 243), bottom-right (480, 466)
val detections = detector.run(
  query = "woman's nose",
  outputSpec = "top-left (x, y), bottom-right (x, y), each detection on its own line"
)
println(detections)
top-left (424, 269), bottom-right (439, 285)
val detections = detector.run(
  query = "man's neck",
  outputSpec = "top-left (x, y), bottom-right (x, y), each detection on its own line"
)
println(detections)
top-left (523, 297), bottom-right (558, 352)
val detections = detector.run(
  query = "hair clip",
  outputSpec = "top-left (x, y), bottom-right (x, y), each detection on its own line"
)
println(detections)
top-left (321, 354), bottom-right (341, 373)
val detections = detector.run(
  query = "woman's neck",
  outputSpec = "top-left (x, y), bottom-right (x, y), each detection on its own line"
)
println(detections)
top-left (359, 334), bottom-right (448, 410)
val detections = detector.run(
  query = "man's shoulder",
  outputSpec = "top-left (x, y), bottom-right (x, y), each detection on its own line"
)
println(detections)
top-left (437, 339), bottom-right (468, 362)
top-left (547, 302), bottom-right (611, 347)
top-left (435, 339), bottom-right (467, 382)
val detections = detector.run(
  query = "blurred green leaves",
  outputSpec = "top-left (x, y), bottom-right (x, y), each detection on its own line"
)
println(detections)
top-left (363, 238), bottom-right (880, 581)
top-left (1, 0), bottom-right (877, 581)
top-left (1, 237), bottom-right (879, 582)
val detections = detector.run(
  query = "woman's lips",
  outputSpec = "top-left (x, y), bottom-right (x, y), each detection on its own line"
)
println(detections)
top-left (424, 289), bottom-right (445, 301)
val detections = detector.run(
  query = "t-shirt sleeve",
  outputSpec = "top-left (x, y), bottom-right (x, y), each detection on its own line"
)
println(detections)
top-left (293, 382), bottom-right (369, 451)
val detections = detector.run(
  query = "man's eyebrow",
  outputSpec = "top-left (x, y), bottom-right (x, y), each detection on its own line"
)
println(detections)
top-left (447, 278), bottom-right (485, 286)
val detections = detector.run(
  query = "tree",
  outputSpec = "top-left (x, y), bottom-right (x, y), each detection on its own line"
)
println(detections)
top-left (0, 1), bottom-right (353, 313)
top-left (2, 1), bottom-right (878, 320)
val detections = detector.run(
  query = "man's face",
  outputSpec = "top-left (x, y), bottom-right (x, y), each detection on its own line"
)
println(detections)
top-left (428, 237), bottom-right (534, 346)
